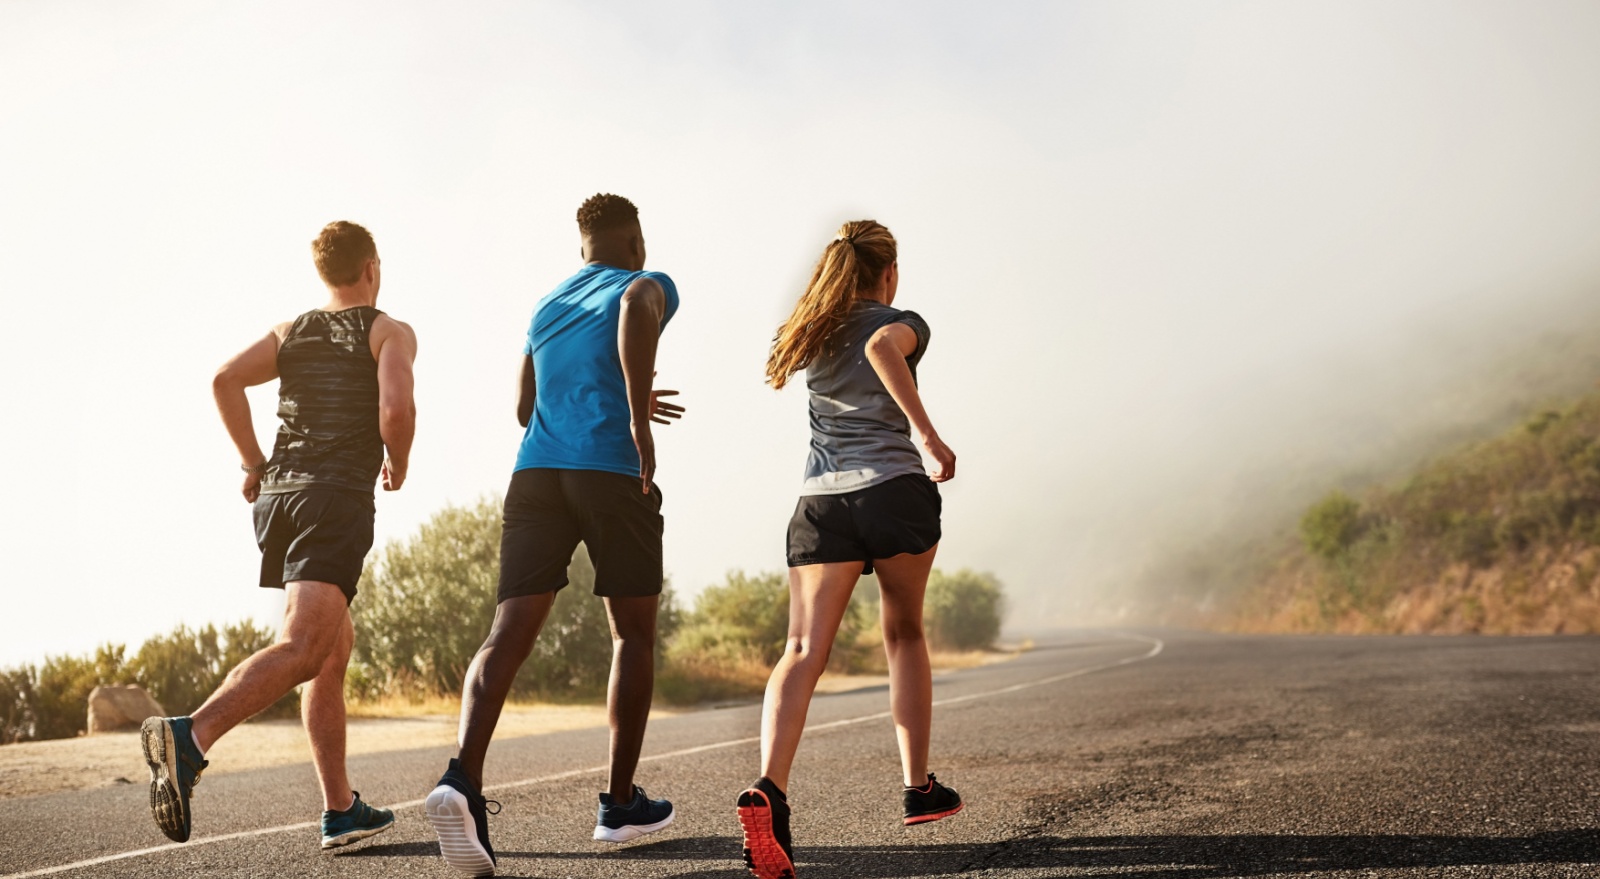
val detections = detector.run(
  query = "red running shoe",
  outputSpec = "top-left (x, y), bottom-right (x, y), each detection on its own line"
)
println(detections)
top-left (737, 777), bottom-right (794, 879)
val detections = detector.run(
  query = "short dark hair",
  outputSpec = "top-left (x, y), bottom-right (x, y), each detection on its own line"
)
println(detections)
top-left (576, 193), bottom-right (639, 236)
top-left (311, 221), bottom-right (377, 286)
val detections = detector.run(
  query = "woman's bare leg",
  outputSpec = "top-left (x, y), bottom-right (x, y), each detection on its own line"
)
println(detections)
top-left (757, 561), bottom-right (863, 792)
top-left (874, 545), bottom-right (939, 787)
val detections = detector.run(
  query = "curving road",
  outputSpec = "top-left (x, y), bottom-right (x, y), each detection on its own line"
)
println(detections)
top-left (3, 631), bottom-right (1598, 878)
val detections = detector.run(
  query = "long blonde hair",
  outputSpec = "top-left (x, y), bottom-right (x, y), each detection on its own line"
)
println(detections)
top-left (765, 220), bottom-right (897, 389)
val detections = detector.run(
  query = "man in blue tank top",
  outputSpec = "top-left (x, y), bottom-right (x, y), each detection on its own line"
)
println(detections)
top-left (426, 194), bottom-right (686, 876)
top-left (139, 222), bottom-right (416, 850)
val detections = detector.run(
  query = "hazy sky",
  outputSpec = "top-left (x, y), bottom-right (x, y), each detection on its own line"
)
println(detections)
top-left (4, 1), bottom-right (1600, 665)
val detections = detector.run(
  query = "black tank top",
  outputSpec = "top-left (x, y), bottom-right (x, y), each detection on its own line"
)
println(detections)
top-left (261, 307), bottom-right (385, 495)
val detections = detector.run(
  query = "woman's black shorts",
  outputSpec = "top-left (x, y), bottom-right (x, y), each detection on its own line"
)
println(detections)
top-left (785, 473), bottom-right (941, 575)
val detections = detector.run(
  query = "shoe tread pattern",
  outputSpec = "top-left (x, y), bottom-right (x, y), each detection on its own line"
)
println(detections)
top-left (737, 789), bottom-right (795, 879)
top-left (426, 786), bottom-right (495, 877)
top-left (140, 717), bottom-right (190, 843)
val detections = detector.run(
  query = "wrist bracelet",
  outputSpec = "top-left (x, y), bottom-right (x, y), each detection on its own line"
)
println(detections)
top-left (241, 460), bottom-right (269, 475)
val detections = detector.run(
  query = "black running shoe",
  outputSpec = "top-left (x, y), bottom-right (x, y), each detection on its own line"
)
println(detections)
top-left (140, 716), bottom-right (209, 843)
top-left (903, 773), bottom-right (963, 826)
top-left (594, 784), bottom-right (675, 842)
top-left (425, 758), bottom-right (500, 877)
top-left (737, 777), bottom-right (794, 879)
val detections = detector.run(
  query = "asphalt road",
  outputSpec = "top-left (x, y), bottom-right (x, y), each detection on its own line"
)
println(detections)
top-left (4, 631), bottom-right (1599, 878)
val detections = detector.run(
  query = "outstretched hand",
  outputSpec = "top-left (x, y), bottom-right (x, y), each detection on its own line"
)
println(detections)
top-left (650, 389), bottom-right (685, 425)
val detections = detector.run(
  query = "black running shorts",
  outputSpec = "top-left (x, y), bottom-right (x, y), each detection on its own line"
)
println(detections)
top-left (253, 488), bottom-right (375, 603)
top-left (786, 473), bottom-right (941, 575)
top-left (498, 468), bottom-right (665, 601)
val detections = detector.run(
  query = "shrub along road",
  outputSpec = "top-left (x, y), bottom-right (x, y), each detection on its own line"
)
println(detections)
top-left (3, 631), bottom-right (1598, 878)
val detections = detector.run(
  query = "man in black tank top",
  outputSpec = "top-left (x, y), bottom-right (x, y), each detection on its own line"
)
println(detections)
top-left (139, 222), bottom-right (418, 851)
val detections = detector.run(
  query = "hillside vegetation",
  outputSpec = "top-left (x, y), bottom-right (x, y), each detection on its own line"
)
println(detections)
top-left (1119, 288), bottom-right (1600, 628)
top-left (1231, 391), bottom-right (1600, 633)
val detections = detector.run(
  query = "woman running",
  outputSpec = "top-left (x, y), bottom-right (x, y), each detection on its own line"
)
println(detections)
top-left (738, 220), bottom-right (962, 879)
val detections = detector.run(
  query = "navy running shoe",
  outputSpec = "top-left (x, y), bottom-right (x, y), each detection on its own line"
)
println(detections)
top-left (141, 716), bottom-right (209, 843)
top-left (321, 791), bottom-right (395, 849)
top-left (738, 777), bottom-right (794, 879)
top-left (426, 758), bottom-right (500, 877)
top-left (903, 772), bottom-right (963, 825)
top-left (594, 784), bottom-right (675, 842)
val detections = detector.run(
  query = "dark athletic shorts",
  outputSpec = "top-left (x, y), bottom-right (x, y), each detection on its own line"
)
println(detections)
top-left (497, 468), bottom-right (665, 602)
top-left (786, 473), bottom-right (941, 575)
top-left (253, 488), bottom-right (375, 603)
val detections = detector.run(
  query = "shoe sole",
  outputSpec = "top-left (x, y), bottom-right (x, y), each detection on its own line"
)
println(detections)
top-left (140, 717), bottom-right (190, 843)
top-left (425, 785), bottom-right (495, 877)
top-left (737, 789), bottom-right (794, 879)
top-left (593, 807), bottom-right (674, 842)
top-left (321, 816), bottom-right (395, 850)
top-left (904, 801), bottom-right (964, 826)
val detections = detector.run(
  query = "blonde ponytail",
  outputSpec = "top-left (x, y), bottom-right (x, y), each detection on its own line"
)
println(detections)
top-left (765, 220), bottom-right (897, 389)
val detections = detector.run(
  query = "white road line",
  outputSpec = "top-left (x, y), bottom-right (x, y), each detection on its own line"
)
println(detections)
top-left (4, 632), bottom-right (1163, 879)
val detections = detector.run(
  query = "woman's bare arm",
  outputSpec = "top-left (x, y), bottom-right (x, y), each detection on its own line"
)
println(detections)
top-left (865, 322), bottom-right (955, 482)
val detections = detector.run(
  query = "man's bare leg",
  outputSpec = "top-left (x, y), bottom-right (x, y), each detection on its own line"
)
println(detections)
top-left (303, 606), bottom-right (356, 811)
top-left (603, 594), bottom-right (658, 802)
top-left (190, 581), bottom-right (348, 752)
top-left (455, 593), bottom-right (557, 790)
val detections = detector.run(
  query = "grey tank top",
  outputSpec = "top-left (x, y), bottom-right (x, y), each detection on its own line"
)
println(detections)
top-left (799, 300), bottom-right (931, 495)
top-left (261, 306), bottom-right (385, 496)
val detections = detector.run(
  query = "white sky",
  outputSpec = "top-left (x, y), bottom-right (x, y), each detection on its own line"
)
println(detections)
top-left (4, 1), bottom-right (1600, 665)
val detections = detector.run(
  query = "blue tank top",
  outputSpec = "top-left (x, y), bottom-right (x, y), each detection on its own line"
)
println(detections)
top-left (514, 264), bottom-right (680, 478)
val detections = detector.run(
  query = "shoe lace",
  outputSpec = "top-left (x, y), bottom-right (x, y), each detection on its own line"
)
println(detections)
top-left (483, 797), bottom-right (502, 816)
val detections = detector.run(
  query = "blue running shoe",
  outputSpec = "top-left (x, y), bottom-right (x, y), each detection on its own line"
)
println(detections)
top-left (426, 758), bottom-right (500, 877)
top-left (140, 716), bottom-right (209, 843)
top-left (321, 791), bottom-right (395, 849)
top-left (594, 785), bottom-right (674, 842)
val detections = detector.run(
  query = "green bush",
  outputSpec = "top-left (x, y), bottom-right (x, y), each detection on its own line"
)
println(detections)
top-left (666, 570), bottom-right (877, 675)
top-left (669, 571), bottom-right (791, 665)
top-left (0, 667), bottom-right (34, 744)
top-left (0, 620), bottom-right (289, 744)
top-left (1301, 491), bottom-right (1365, 561)
top-left (352, 499), bottom-right (501, 697)
top-left (923, 569), bottom-right (1005, 651)
top-left (127, 621), bottom-right (294, 719)
top-left (31, 645), bottom-right (131, 740)
top-left (1442, 512), bottom-right (1498, 567)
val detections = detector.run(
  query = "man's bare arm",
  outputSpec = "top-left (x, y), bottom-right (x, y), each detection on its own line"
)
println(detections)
top-left (517, 354), bottom-right (536, 428)
top-left (617, 276), bottom-right (666, 494)
top-left (213, 327), bottom-right (283, 502)
top-left (374, 317), bottom-right (418, 491)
